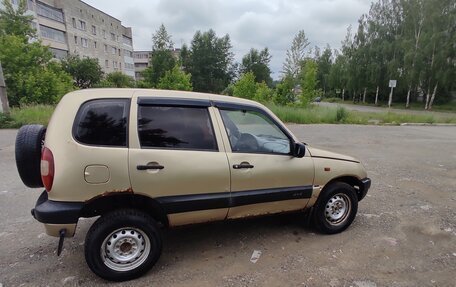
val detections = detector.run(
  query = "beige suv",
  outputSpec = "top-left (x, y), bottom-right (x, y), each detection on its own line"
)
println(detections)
top-left (15, 89), bottom-right (370, 281)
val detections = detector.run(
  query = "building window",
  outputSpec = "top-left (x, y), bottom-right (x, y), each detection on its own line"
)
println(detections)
top-left (49, 48), bottom-right (68, 60)
top-left (105, 60), bottom-right (109, 68)
top-left (94, 41), bottom-right (97, 49)
top-left (72, 18), bottom-right (76, 28)
top-left (81, 38), bottom-right (88, 48)
top-left (110, 33), bottom-right (116, 41)
top-left (113, 61), bottom-right (118, 69)
top-left (102, 30), bottom-right (106, 39)
top-left (119, 62), bottom-right (122, 70)
top-left (91, 25), bottom-right (96, 35)
top-left (74, 36), bottom-right (78, 45)
top-left (122, 36), bottom-right (132, 46)
top-left (118, 49), bottom-right (121, 56)
top-left (40, 25), bottom-right (66, 43)
top-left (111, 47), bottom-right (116, 55)
top-left (36, 1), bottom-right (64, 23)
top-left (104, 44), bottom-right (108, 53)
top-left (79, 20), bottom-right (86, 31)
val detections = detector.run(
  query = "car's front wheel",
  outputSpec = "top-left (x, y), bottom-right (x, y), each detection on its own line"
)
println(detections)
top-left (312, 182), bottom-right (358, 234)
top-left (84, 209), bottom-right (162, 281)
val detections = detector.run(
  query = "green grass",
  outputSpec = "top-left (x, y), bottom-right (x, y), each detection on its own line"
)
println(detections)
top-left (267, 103), bottom-right (456, 125)
top-left (0, 105), bottom-right (54, 128)
top-left (1, 103), bottom-right (455, 129)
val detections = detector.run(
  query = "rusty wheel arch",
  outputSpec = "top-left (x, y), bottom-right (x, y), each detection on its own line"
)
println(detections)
top-left (80, 193), bottom-right (169, 227)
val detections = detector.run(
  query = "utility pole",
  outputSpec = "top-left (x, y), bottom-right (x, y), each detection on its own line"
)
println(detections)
top-left (0, 62), bottom-right (10, 115)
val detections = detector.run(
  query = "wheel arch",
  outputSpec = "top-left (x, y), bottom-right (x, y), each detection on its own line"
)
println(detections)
top-left (80, 194), bottom-right (169, 227)
top-left (322, 176), bottom-right (364, 201)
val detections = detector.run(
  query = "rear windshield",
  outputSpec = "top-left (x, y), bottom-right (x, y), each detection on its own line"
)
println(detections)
top-left (73, 99), bottom-right (129, 147)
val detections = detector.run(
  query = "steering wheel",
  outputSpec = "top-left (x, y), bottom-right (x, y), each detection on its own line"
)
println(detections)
top-left (234, 133), bottom-right (259, 152)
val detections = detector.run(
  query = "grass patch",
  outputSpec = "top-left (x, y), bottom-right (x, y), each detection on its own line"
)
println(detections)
top-left (267, 104), bottom-right (349, 124)
top-left (0, 105), bottom-right (54, 128)
top-left (267, 103), bottom-right (456, 125)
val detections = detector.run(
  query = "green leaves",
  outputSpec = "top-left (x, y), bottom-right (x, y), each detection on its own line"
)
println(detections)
top-left (61, 55), bottom-right (103, 89)
top-left (240, 48), bottom-right (272, 86)
top-left (157, 65), bottom-right (192, 91)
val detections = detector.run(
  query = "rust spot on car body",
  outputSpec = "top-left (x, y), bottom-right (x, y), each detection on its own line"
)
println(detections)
top-left (85, 188), bottom-right (134, 202)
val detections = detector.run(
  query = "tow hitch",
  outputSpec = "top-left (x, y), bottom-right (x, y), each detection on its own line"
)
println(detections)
top-left (57, 229), bottom-right (66, 256)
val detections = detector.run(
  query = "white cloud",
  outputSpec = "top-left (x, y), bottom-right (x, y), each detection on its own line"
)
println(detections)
top-left (83, 0), bottom-right (372, 78)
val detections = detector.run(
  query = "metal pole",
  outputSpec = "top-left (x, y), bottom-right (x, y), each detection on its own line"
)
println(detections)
top-left (388, 87), bottom-right (393, 108)
top-left (0, 62), bottom-right (11, 115)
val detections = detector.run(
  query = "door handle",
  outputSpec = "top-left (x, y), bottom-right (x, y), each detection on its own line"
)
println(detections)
top-left (233, 163), bottom-right (254, 169)
top-left (137, 164), bottom-right (164, 170)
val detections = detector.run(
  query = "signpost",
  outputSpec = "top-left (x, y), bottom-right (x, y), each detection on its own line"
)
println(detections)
top-left (388, 80), bottom-right (396, 108)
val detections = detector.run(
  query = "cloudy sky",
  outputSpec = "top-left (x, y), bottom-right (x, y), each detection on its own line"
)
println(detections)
top-left (84, 0), bottom-right (372, 79)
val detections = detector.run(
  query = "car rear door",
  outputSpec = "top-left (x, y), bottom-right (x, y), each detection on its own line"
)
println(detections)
top-left (213, 102), bottom-right (315, 219)
top-left (128, 95), bottom-right (231, 226)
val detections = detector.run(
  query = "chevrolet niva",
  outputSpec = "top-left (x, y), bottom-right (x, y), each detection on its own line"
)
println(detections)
top-left (15, 89), bottom-right (371, 281)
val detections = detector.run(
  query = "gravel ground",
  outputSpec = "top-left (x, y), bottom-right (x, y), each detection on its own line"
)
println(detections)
top-left (0, 125), bottom-right (455, 287)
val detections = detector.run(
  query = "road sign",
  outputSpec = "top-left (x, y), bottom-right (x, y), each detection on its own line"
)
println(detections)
top-left (389, 80), bottom-right (397, 88)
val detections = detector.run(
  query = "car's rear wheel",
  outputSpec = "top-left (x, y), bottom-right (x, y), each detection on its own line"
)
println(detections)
top-left (85, 209), bottom-right (162, 281)
top-left (15, 124), bottom-right (46, 188)
top-left (312, 182), bottom-right (358, 234)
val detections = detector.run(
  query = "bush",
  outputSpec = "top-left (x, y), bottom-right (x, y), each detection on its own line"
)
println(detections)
top-left (336, 106), bottom-right (348, 122)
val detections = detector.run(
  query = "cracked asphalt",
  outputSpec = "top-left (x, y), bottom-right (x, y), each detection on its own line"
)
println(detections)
top-left (0, 125), bottom-right (455, 287)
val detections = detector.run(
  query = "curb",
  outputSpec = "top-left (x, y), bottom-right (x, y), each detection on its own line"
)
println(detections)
top-left (400, 123), bottom-right (456, 126)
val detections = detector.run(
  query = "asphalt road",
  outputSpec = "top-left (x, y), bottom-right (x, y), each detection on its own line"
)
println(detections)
top-left (1, 125), bottom-right (455, 287)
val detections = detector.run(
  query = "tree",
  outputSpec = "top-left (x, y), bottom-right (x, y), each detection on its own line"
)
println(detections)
top-left (274, 75), bottom-right (295, 105)
top-left (300, 59), bottom-right (320, 106)
top-left (240, 48), bottom-right (272, 86)
top-left (316, 45), bottom-right (332, 96)
top-left (157, 65), bottom-right (192, 91)
top-left (254, 81), bottom-right (272, 103)
top-left (282, 30), bottom-right (310, 79)
top-left (143, 24), bottom-right (176, 87)
top-left (232, 72), bottom-right (256, 100)
top-left (152, 23), bottom-right (173, 51)
top-left (0, 0), bottom-right (35, 40)
top-left (97, 72), bottom-right (134, 88)
top-left (182, 29), bottom-right (234, 93)
top-left (0, 2), bottom-right (72, 106)
top-left (61, 55), bottom-right (103, 89)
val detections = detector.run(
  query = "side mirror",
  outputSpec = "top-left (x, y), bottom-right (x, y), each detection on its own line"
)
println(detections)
top-left (292, 142), bottom-right (306, 158)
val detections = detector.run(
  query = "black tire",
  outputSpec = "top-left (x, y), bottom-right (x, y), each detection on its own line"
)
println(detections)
top-left (312, 182), bottom-right (358, 234)
top-left (15, 124), bottom-right (46, 188)
top-left (85, 209), bottom-right (162, 282)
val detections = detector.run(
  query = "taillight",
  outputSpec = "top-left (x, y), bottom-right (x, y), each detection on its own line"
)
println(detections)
top-left (41, 147), bottom-right (54, 192)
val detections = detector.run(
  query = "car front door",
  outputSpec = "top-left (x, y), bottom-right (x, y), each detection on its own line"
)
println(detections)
top-left (214, 103), bottom-right (315, 219)
top-left (128, 96), bottom-right (231, 226)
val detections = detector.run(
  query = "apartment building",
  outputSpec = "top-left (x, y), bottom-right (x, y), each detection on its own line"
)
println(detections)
top-left (133, 49), bottom-right (181, 81)
top-left (4, 0), bottom-right (134, 77)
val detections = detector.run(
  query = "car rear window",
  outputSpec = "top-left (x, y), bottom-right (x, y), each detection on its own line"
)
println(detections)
top-left (138, 106), bottom-right (217, 151)
top-left (73, 99), bottom-right (129, 147)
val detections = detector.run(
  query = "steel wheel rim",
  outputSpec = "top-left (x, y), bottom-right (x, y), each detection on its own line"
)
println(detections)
top-left (101, 227), bottom-right (151, 272)
top-left (324, 193), bottom-right (351, 225)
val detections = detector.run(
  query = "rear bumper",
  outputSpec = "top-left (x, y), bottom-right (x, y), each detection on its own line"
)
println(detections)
top-left (358, 178), bottom-right (371, 201)
top-left (32, 191), bottom-right (83, 224)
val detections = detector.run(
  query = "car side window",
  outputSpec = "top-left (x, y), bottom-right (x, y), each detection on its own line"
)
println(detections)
top-left (138, 106), bottom-right (217, 151)
top-left (74, 99), bottom-right (129, 147)
top-left (219, 109), bottom-right (291, 154)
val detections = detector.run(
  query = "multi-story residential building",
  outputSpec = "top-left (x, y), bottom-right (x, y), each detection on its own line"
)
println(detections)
top-left (133, 51), bottom-right (152, 81)
top-left (133, 49), bottom-right (181, 81)
top-left (3, 0), bottom-right (134, 77)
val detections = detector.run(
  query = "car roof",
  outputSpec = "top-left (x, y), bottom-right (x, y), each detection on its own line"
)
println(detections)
top-left (67, 88), bottom-right (263, 108)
